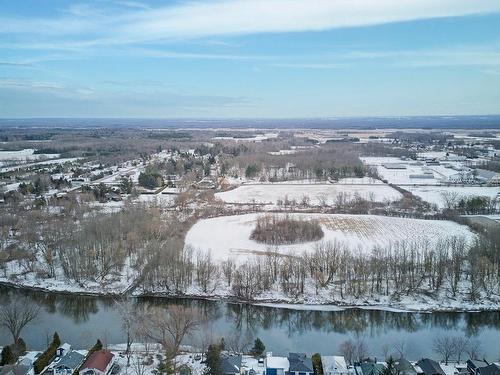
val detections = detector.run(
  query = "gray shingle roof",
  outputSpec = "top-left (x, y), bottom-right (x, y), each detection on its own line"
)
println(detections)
top-left (395, 359), bottom-right (417, 375)
top-left (220, 355), bottom-right (242, 375)
top-left (54, 351), bottom-right (85, 372)
top-left (0, 365), bottom-right (32, 375)
top-left (417, 359), bottom-right (445, 375)
top-left (288, 353), bottom-right (313, 373)
top-left (478, 364), bottom-right (500, 375)
top-left (359, 362), bottom-right (386, 375)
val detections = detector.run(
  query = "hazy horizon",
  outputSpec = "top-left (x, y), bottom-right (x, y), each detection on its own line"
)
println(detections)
top-left (1, 114), bottom-right (500, 129)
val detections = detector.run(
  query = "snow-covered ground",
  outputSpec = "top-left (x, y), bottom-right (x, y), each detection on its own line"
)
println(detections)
top-left (215, 182), bottom-right (402, 206)
top-left (0, 157), bottom-right (80, 173)
top-left (360, 156), bottom-right (466, 185)
top-left (408, 186), bottom-right (500, 209)
top-left (0, 249), bottom-right (138, 295)
top-left (213, 132), bottom-right (278, 142)
top-left (184, 213), bottom-right (476, 262)
top-left (0, 149), bottom-right (61, 166)
top-left (137, 193), bottom-right (176, 206)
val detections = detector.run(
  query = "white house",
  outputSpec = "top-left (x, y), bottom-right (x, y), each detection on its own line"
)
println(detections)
top-left (265, 353), bottom-right (289, 375)
top-left (322, 356), bottom-right (349, 375)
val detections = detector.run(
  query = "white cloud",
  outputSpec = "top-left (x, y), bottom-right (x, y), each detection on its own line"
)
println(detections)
top-left (267, 62), bottom-right (346, 69)
top-left (0, 78), bottom-right (95, 98)
top-left (1, 0), bottom-right (500, 45)
top-left (265, 46), bottom-right (500, 69)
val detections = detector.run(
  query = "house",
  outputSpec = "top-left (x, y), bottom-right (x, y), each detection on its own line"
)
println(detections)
top-left (78, 350), bottom-right (114, 375)
top-left (49, 351), bottom-right (85, 375)
top-left (0, 364), bottom-right (34, 375)
top-left (468, 361), bottom-right (500, 375)
top-left (265, 353), bottom-right (289, 375)
top-left (395, 359), bottom-right (417, 375)
top-left (288, 353), bottom-right (314, 375)
top-left (416, 359), bottom-right (445, 375)
top-left (322, 356), bottom-right (349, 375)
top-left (220, 355), bottom-right (242, 375)
top-left (467, 360), bottom-right (489, 375)
top-left (355, 362), bottom-right (386, 375)
top-left (477, 364), bottom-right (500, 375)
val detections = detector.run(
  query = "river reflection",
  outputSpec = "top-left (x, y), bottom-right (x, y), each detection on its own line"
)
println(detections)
top-left (1, 286), bottom-right (499, 358)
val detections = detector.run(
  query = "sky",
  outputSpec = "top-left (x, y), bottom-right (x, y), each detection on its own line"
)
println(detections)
top-left (1, 0), bottom-right (500, 118)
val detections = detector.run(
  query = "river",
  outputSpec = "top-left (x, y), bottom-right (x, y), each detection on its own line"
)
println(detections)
top-left (1, 286), bottom-right (500, 359)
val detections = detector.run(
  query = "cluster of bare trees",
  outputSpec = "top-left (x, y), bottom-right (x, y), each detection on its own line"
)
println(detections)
top-left (139, 229), bottom-right (499, 304)
top-left (250, 215), bottom-right (324, 245)
top-left (115, 300), bottom-right (201, 373)
top-left (340, 335), bottom-right (368, 364)
top-left (340, 334), bottom-right (484, 366)
top-left (229, 234), bottom-right (494, 301)
top-left (220, 143), bottom-right (369, 181)
top-left (1, 204), bottom-right (177, 286)
top-left (2, 194), bottom-right (498, 305)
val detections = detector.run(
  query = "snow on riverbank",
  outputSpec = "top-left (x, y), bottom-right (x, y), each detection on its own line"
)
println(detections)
top-left (184, 213), bottom-right (476, 262)
top-left (0, 210), bottom-right (494, 312)
top-left (137, 273), bottom-right (500, 312)
top-left (0, 254), bottom-right (137, 295)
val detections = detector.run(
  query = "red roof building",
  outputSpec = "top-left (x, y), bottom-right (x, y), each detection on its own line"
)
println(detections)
top-left (78, 350), bottom-right (115, 375)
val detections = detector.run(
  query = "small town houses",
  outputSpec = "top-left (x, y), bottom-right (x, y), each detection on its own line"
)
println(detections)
top-left (1, 342), bottom-right (500, 375)
top-left (216, 352), bottom-right (500, 375)
top-left (0, 344), bottom-right (116, 375)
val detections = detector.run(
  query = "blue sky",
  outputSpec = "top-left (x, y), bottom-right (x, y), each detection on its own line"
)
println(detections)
top-left (1, 0), bottom-right (500, 118)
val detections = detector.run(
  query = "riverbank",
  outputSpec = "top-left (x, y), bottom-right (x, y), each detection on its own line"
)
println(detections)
top-left (1, 279), bottom-right (499, 313)
top-left (2, 284), bottom-right (500, 358)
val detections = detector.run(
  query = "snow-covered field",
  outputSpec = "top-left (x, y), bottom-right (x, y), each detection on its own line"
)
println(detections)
top-left (215, 182), bottom-right (402, 205)
top-left (184, 213), bottom-right (475, 262)
top-left (0, 157), bottom-right (80, 173)
top-left (408, 186), bottom-right (500, 208)
top-left (0, 149), bottom-right (60, 166)
top-left (213, 132), bottom-right (278, 142)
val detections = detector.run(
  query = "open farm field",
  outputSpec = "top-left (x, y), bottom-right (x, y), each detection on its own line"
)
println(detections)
top-left (184, 213), bottom-right (475, 262)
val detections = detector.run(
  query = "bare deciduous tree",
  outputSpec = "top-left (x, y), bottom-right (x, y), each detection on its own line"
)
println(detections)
top-left (146, 305), bottom-right (201, 360)
top-left (393, 340), bottom-right (407, 359)
top-left (131, 355), bottom-right (147, 375)
top-left (116, 299), bottom-right (137, 367)
top-left (465, 338), bottom-right (483, 360)
top-left (226, 330), bottom-right (254, 354)
top-left (0, 298), bottom-right (40, 344)
top-left (339, 339), bottom-right (356, 365)
top-left (433, 336), bottom-right (457, 365)
top-left (453, 337), bottom-right (468, 363)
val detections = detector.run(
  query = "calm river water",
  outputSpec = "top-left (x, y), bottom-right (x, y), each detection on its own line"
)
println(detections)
top-left (1, 286), bottom-right (500, 359)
